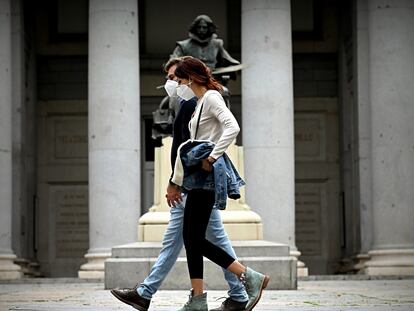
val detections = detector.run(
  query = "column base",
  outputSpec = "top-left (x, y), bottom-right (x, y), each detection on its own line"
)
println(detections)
top-left (354, 253), bottom-right (371, 274)
top-left (14, 257), bottom-right (43, 277)
top-left (0, 254), bottom-right (22, 280)
top-left (78, 252), bottom-right (111, 279)
top-left (365, 249), bottom-right (414, 276)
top-left (290, 250), bottom-right (309, 276)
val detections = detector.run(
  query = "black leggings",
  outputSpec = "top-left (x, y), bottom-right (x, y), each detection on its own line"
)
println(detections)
top-left (183, 189), bottom-right (236, 279)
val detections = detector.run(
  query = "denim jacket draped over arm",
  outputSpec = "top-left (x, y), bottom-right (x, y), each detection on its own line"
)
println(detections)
top-left (171, 140), bottom-right (245, 210)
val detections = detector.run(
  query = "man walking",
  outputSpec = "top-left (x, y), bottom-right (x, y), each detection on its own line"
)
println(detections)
top-left (110, 57), bottom-right (248, 311)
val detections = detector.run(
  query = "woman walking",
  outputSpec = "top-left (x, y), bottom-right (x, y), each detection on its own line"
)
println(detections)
top-left (169, 56), bottom-right (269, 311)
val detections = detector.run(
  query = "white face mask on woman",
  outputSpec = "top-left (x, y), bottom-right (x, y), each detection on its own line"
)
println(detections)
top-left (164, 79), bottom-right (178, 97)
top-left (177, 82), bottom-right (196, 101)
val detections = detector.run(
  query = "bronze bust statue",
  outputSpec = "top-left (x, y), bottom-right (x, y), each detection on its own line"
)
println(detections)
top-left (153, 15), bottom-right (241, 139)
top-left (170, 15), bottom-right (240, 73)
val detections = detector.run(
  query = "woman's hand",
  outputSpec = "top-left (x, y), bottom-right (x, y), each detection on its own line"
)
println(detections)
top-left (201, 156), bottom-right (216, 172)
top-left (165, 182), bottom-right (182, 207)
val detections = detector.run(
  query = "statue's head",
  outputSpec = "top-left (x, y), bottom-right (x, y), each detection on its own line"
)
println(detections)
top-left (189, 15), bottom-right (217, 40)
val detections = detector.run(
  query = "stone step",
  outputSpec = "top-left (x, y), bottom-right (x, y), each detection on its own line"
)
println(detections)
top-left (111, 240), bottom-right (290, 258)
top-left (105, 240), bottom-right (297, 290)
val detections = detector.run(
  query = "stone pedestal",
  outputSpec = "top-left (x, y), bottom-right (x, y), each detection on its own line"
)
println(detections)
top-left (0, 0), bottom-right (21, 280)
top-left (105, 241), bottom-right (296, 290)
top-left (79, 0), bottom-right (140, 279)
top-left (139, 137), bottom-right (263, 241)
top-left (364, 0), bottom-right (414, 275)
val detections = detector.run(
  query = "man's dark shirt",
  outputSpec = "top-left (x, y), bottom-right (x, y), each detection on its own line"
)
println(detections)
top-left (170, 97), bottom-right (197, 171)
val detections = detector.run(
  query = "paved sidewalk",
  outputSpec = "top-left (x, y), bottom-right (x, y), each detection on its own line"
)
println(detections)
top-left (0, 278), bottom-right (414, 310)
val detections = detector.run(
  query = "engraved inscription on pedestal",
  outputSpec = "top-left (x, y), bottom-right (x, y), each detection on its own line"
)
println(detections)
top-left (295, 183), bottom-right (324, 256)
top-left (47, 117), bottom-right (88, 163)
top-left (53, 187), bottom-right (89, 259)
top-left (294, 114), bottom-right (326, 161)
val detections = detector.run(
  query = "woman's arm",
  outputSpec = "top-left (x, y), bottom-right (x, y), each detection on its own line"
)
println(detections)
top-left (208, 93), bottom-right (240, 160)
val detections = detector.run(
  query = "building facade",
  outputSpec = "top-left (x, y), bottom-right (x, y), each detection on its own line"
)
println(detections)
top-left (0, 0), bottom-right (413, 278)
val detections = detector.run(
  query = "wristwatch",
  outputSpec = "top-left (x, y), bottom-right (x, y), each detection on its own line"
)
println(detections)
top-left (207, 156), bottom-right (216, 164)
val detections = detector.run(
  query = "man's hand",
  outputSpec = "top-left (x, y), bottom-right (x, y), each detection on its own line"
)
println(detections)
top-left (165, 182), bottom-right (182, 207)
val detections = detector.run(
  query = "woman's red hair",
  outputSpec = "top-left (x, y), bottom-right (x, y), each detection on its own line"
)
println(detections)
top-left (174, 56), bottom-right (223, 92)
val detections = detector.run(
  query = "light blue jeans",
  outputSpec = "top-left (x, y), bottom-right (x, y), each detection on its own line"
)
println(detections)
top-left (137, 194), bottom-right (248, 302)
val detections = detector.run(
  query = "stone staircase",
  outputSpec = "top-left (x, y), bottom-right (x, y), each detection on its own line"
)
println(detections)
top-left (105, 240), bottom-right (297, 290)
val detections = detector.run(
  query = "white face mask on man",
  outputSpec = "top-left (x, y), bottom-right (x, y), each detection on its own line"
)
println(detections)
top-left (176, 82), bottom-right (196, 101)
top-left (164, 79), bottom-right (178, 97)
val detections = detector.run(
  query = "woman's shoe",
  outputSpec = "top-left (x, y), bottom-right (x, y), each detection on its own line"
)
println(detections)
top-left (243, 267), bottom-right (270, 311)
top-left (178, 289), bottom-right (208, 311)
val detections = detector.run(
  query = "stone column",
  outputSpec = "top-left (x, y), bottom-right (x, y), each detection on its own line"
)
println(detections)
top-left (364, 0), bottom-right (414, 275)
top-left (353, 0), bottom-right (373, 272)
top-left (11, 0), bottom-right (26, 258)
top-left (79, 0), bottom-right (141, 279)
top-left (0, 0), bottom-right (22, 280)
top-left (241, 0), bottom-right (306, 275)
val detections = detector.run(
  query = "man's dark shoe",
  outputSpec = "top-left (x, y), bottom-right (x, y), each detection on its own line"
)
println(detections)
top-left (209, 297), bottom-right (247, 311)
top-left (110, 287), bottom-right (150, 311)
